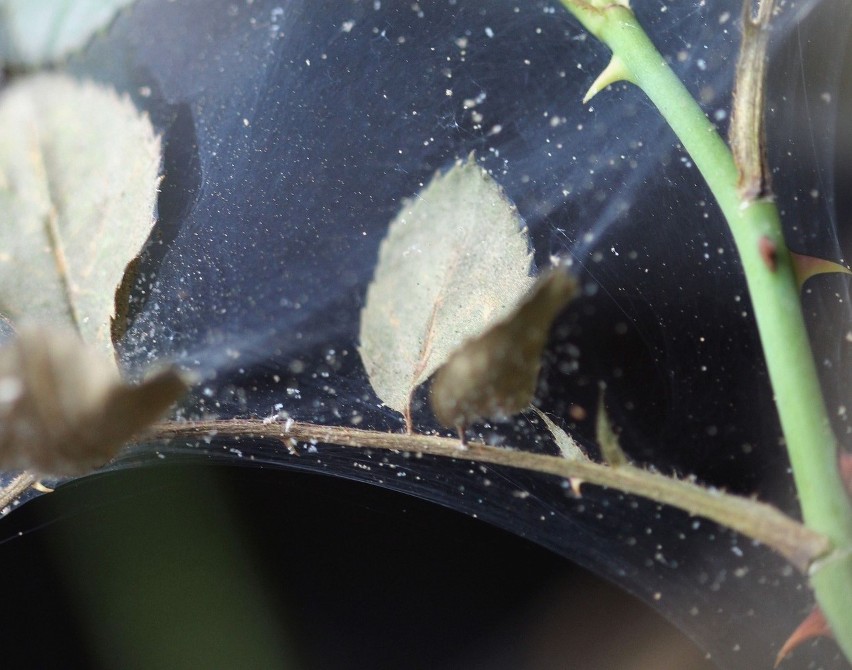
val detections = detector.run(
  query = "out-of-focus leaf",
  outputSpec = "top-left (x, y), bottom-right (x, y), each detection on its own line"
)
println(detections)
top-left (0, 0), bottom-right (135, 68)
top-left (359, 155), bottom-right (533, 429)
top-left (430, 269), bottom-right (576, 434)
top-left (0, 73), bottom-right (161, 353)
top-left (0, 325), bottom-right (187, 477)
top-left (0, 313), bottom-right (14, 344)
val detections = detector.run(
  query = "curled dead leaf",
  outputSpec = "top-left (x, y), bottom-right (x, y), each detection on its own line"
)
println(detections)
top-left (0, 325), bottom-right (187, 476)
top-left (430, 269), bottom-right (577, 437)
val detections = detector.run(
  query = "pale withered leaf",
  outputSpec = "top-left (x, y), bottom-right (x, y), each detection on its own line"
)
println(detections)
top-left (359, 155), bottom-right (534, 429)
top-left (0, 325), bottom-right (187, 477)
top-left (0, 73), bottom-right (161, 353)
top-left (430, 269), bottom-right (577, 434)
top-left (0, 0), bottom-right (136, 68)
top-left (532, 406), bottom-right (589, 461)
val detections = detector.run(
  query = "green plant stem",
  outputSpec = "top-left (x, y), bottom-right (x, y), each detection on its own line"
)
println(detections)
top-left (559, 0), bottom-right (852, 661)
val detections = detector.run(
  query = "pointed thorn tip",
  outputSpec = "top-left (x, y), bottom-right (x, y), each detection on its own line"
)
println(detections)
top-left (582, 55), bottom-right (633, 104)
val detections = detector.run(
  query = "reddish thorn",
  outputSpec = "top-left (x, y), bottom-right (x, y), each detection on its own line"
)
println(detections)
top-left (759, 236), bottom-right (778, 272)
top-left (839, 451), bottom-right (852, 497)
top-left (775, 606), bottom-right (832, 667)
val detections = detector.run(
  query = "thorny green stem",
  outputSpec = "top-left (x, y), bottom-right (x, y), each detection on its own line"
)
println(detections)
top-left (153, 418), bottom-right (829, 574)
top-left (559, 0), bottom-right (852, 662)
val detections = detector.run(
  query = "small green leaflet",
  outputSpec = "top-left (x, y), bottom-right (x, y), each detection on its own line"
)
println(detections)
top-left (596, 387), bottom-right (629, 466)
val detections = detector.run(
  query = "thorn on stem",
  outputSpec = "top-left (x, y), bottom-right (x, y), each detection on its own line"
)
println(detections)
top-left (568, 478), bottom-right (584, 497)
top-left (838, 451), bottom-right (852, 497)
top-left (775, 606), bottom-right (831, 667)
top-left (582, 55), bottom-right (634, 104)
top-left (32, 481), bottom-right (54, 493)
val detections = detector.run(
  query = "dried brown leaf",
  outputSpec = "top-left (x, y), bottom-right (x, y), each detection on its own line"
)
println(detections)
top-left (0, 73), bottom-right (161, 352)
top-left (430, 269), bottom-right (577, 433)
top-left (0, 325), bottom-right (187, 476)
top-left (359, 154), bottom-right (534, 429)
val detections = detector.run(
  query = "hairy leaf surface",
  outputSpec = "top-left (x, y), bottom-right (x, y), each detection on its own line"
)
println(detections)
top-left (0, 73), bottom-right (161, 352)
top-left (359, 155), bottom-right (533, 427)
top-left (533, 407), bottom-right (589, 462)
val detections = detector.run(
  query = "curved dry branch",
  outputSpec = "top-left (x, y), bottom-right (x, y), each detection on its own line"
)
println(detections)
top-left (153, 418), bottom-right (829, 574)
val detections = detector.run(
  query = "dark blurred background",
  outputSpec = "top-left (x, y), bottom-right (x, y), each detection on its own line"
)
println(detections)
top-left (0, 463), bottom-right (717, 669)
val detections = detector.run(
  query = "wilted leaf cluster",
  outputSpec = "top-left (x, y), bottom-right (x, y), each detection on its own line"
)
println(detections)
top-left (0, 72), bottom-right (185, 480)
